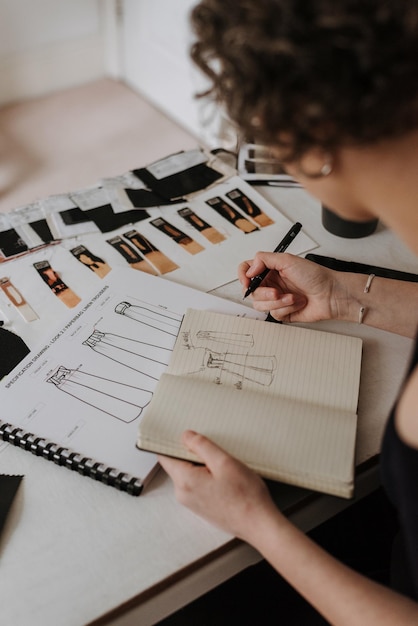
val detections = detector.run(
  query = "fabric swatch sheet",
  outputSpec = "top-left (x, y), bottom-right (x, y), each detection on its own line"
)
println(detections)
top-left (0, 149), bottom-right (318, 350)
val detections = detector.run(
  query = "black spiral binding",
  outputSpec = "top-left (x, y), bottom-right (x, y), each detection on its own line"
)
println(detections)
top-left (0, 421), bottom-right (143, 496)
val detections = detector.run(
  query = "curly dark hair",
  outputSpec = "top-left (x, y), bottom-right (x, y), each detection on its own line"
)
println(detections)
top-left (190, 0), bottom-right (418, 160)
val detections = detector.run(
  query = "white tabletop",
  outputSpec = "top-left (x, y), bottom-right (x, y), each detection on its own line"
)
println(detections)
top-left (1, 187), bottom-right (416, 626)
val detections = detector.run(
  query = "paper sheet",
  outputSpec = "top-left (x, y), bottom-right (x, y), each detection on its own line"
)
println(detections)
top-left (0, 269), bottom-right (264, 483)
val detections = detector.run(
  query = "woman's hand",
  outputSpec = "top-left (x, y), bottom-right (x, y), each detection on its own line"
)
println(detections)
top-left (238, 252), bottom-right (340, 323)
top-left (158, 430), bottom-right (280, 543)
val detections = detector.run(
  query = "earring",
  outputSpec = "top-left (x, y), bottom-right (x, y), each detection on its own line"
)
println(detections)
top-left (297, 153), bottom-right (334, 179)
top-left (319, 158), bottom-right (333, 177)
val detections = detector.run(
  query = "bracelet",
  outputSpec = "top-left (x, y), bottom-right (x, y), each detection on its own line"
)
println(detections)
top-left (358, 274), bottom-right (376, 323)
top-left (364, 273), bottom-right (376, 293)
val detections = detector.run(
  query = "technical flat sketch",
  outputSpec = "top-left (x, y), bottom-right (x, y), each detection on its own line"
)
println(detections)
top-left (181, 330), bottom-right (277, 389)
top-left (114, 301), bottom-right (183, 338)
top-left (47, 366), bottom-right (152, 422)
top-left (83, 329), bottom-right (171, 381)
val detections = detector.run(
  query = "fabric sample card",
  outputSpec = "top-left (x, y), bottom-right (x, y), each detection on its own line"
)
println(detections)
top-left (122, 229), bottom-right (179, 274)
top-left (205, 197), bottom-right (259, 233)
top-left (177, 207), bottom-right (226, 244)
top-left (106, 236), bottom-right (158, 275)
top-left (70, 245), bottom-right (111, 278)
top-left (150, 218), bottom-right (204, 254)
top-left (33, 260), bottom-right (81, 308)
top-left (0, 277), bottom-right (38, 322)
top-left (226, 188), bottom-right (274, 227)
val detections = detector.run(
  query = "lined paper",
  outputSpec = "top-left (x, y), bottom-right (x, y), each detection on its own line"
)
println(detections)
top-left (167, 309), bottom-right (362, 411)
top-left (137, 309), bottom-right (363, 497)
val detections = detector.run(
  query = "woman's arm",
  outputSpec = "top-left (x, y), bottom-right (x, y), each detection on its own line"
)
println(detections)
top-left (239, 252), bottom-right (418, 337)
top-left (254, 503), bottom-right (418, 626)
top-left (159, 431), bottom-right (418, 626)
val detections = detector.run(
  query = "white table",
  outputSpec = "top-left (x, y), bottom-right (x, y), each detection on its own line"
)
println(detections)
top-left (1, 187), bottom-right (416, 626)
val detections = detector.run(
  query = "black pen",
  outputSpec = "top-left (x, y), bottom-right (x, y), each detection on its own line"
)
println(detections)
top-left (243, 222), bottom-right (302, 299)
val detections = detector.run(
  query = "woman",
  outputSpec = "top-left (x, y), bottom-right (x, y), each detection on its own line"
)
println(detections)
top-left (159, 2), bottom-right (418, 622)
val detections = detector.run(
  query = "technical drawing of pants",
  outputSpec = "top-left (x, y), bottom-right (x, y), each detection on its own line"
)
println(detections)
top-left (114, 301), bottom-right (182, 339)
top-left (83, 330), bottom-right (170, 381)
top-left (47, 366), bottom-right (152, 422)
top-left (204, 350), bottom-right (277, 386)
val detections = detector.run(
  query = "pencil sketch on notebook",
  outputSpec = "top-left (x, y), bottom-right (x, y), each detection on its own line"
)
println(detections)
top-left (179, 328), bottom-right (277, 389)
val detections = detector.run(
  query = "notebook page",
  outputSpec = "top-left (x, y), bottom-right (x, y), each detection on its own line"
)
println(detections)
top-left (168, 309), bottom-right (363, 413)
top-left (137, 374), bottom-right (357, 497)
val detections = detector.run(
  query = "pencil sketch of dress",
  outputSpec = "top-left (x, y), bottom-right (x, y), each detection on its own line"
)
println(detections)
top-left (203, 350), bottom-right (277, 387)
top-left (83, 330), bottom-right (170, 381)
top-left (47, 366), bottom-right (152, 422)
top-left (180, 329), bottom-right (276, 387)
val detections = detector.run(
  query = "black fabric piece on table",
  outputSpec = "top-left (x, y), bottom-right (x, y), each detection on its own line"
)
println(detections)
top-left (0, 228), bottom-right (29, 258)
top-left (29, 219), bottom-right (54, 243)
top-left (124, 188), bottom-right (181, 208)
top-left (83, 204), bottom-right (150, 233)
top-left (0, 475), bottom-right (23, 538)
top-left (133, 163), bottom-right (223, 201)
top-left (0, 326), bottom-right (30, 379)
top-left (60, 207), bottom-right (93, 225)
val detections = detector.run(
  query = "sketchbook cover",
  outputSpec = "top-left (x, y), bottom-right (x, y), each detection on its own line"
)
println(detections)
top-left (0, 269), bottom-right (264, 488)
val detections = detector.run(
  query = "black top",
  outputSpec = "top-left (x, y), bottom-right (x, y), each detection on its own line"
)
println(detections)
top-left (381, 336), bottom-right (418, 599)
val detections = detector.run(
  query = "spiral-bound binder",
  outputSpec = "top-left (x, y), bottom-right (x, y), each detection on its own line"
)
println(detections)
top-left (0, 421), bottom-right (144, 495)
top-left (0, 268), bottom-right (264, 498)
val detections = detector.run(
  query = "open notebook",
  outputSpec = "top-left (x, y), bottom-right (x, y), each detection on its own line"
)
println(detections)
top-left (137, 309), bottom-right (363, 498)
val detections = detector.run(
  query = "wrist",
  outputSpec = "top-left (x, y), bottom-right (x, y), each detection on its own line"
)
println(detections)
top-left (242, 501), bottom-right (294, 555)
top-left (237, 496), bottom-right (288, 545)
top-left (331, 272), bottom-right (373, 324)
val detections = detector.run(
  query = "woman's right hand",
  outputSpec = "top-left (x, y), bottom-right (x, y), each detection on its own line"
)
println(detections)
top-left (238, 252), bottom-right (341, 324)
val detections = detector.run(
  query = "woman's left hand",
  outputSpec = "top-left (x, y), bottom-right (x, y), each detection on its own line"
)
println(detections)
top-left (158, 430), bottom-right (279, 542)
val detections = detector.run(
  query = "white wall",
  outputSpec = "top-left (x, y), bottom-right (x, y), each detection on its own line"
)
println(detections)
top-left (0, 0), bottom-right (113, 106)
top-left (119, 0), bottom-right (233, 148)
top-left (0, 0), bottom-right (229, 147)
